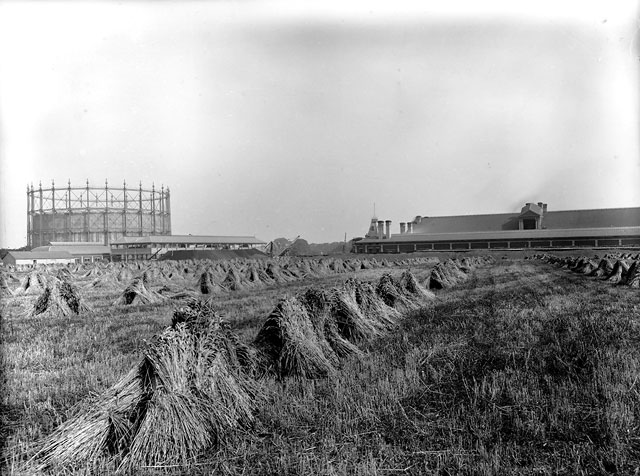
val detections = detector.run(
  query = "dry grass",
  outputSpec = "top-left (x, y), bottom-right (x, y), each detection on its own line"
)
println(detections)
top-left (20, 299), bottom-right (259, 473)
top-left (7, 253), bottom-right (638, 474)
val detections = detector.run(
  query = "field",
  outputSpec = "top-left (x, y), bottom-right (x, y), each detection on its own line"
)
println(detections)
top-left (2, 252), bottom-right (640, 475)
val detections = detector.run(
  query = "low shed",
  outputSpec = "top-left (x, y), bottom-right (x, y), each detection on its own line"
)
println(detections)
top-left (32, 242), bottom-right (111, 263)
top-left (2, 251), bottom-right (75, 267)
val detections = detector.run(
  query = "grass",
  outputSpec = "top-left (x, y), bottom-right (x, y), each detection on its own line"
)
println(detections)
top-left (3, 257), bottom-right (640, 474)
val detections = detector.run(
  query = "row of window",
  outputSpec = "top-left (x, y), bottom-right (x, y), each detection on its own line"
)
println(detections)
top-left (355, 237), bottom-right (640, 254)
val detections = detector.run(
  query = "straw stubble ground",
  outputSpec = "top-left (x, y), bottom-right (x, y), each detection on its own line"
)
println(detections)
top-left (3, 258), bottom-right (640, 474)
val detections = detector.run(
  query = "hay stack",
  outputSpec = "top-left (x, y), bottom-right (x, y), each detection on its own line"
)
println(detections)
top-left (222, 266), bottom-right (247, 291)
top-left (56, 267), bottom-right (74, 283)
top-left (30, 279), bottom-right (91, 318)
top-left (0, 272), bottom-right (14, 296)
top-left (399, 270), bottom-right (435, 302)
top-left (298, 288), bottom-right (362, 360)
top-left (607, 260), bottom-right (630, 284)
top-left (198, 269), bottom-right (224, 295)
top-left (245, 264), bottom-right (263, 286)
top-left (622, 261), bottom-right (640, 287)
top-left (87, 273), bottom-right (119, 289)
top-left (254, 297), bottom-right (336, 379)
top-left (444, 260), bottom-right (467, 280)
top-left (14, 271), bottom-right (48, 295)
top-left (345, 278), bottom-right (399, 330)
top-left (114, 276), bottom-right (164, 306)
top-left (30, 300), bottom-right (258, 472)
top-left (82, 267), bottom-right (102, 278)
top-left (375, 273), bottom-right (420, 312)
top-left (424, 263), bottom-right (457, 289)
top-left (265, 262), bottom-right (290, 284)
top-left (297, 259), bottom-right (316, 278)
top-left (282, 263), bottom-right (303, 279)
top-left (590, 259), bottom-right (614, 278)
top-left (116, 268), bottom-right (134, 283)
top-left (574, 258), bottom-right (599, 275)
top-left (330, 287), bottom-right (381, 344)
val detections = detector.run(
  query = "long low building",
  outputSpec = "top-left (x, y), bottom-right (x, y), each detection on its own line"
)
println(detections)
top-left (353, 202), bottom-right (640, 254)
top-left (2, 251), bottom-right (76, 267)
top-left (110, 234), bottom-right (266, 260)
top-left (31, 242), bottom-right (111, 263)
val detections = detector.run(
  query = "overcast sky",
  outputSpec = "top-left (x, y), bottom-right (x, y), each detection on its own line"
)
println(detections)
top-left (0, 1), bottom-right (638, 247)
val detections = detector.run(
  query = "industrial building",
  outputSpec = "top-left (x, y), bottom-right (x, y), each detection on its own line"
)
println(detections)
top-left (31, 242), bottom-right (112, 263)
top-left (110, 235), bottom-right (266, 261)
top-left (21, 179), bottom-right (266, 262)
top-left (2, 251), bottom-right (76, 267)
top-left (27, 180), bottom-right (171, 247)
top-left (353, 202), bottom-right (640, 254)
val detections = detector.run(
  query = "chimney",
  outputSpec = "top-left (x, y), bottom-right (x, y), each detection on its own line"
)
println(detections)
top-left (537, 202), bottom-right (543, 208)
top-left (542, 203), bottom-right (547, 213)
top-left (407, 222), bottom-right (413, 234)
top-left (400, 222), bottom-right (406, 234)
top-left (377, 220), bottom-right (384, 239)
top-left (385, 220), bottom-right (391, 239)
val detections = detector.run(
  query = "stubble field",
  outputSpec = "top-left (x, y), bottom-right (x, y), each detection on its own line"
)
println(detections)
top-left (2, 252), bottom-right (640, 475)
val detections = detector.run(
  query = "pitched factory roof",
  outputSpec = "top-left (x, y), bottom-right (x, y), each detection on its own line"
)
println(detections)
top-left (111, 235), bottom-right (266, 246)
top-left (6, 251), bottom-right (74, 260)
top-left (48, 241), bottom-right (104, 247)
top-left (411, 206), bottom-right (640, 234)
top-left (32, 244), bottom-right (111, 255)
top-left (359, 226), bottom-right (640, 244)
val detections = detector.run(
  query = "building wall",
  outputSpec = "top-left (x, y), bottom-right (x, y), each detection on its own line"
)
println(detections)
top-left (410, 207), bottom-right (640, 235)
top-left (8, 258), bottom-right (76, 266)
top-left (353, 236), bottom-right (640, 254)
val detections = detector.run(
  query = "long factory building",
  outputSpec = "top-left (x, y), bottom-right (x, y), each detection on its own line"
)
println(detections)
top-left (352, 202), bottom-right (640, 254)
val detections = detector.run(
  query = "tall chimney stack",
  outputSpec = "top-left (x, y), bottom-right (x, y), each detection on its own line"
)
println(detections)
top-left (407, 222), bottom-right (413, 234)
top-left (400, 222), bottom-right (406, 234)
top-left (377, 220), bottom-right (384, 239)
top-left (385, 220), bottom-right (391, 239)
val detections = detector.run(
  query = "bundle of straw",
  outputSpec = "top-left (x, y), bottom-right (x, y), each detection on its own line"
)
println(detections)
top-left (330, 288), bottom-right (381, 344)
top-left (198, 269), bottom-right (224, 295)
top-left (14, 271), bottom-right (48, 295)
top-left (375, 273), bottom-right (419, 311)
top-left (607, 260), bottom-right (630, 284)
top-left (590, 258), bottom-right (614, 278)
top-left (30, 299), bottom-right (259, 472)
top-left (222, 266), bottom-right (247, 291)
top-left (254, 297), bottom-right (336, 379)
top-left (114, 276), bottom-right (165, 306)
top-left (30, 279), bottom-right (92, 318)
top-left (398, 270), bottom-right (435, 302)
top-left (299, 288), bottom-right (362, 360)
top-left (345, 278), bottom-right (399, 330)
top-left (622, 261), bottom-right (640, 288)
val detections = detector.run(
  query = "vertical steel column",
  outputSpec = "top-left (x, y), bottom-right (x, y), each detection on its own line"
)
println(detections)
top-left (85, 179), bottom-right (90, 242)
top-left (151, 183), bottom-right (156, 234)
top-left (160, 185), bottom-right (165, 233)
top-left (138, 181), bottom-right (143, 236)
top-left (67, 180), bottom-right (72, 242)
top-left (104, 179), bottom-right (109, 245)
top-left (51, 180), bottom-right (56, 243)
top-left (123, 180), bottom-right (127, 237)
top-left (29, 184), bottom-right (35, 247)
top-left (165, 186), bottom-right (171, 234)
top-left (26, 185), bottom-right (31, 247)
top-left (38, 181), bottom-right (43, 246)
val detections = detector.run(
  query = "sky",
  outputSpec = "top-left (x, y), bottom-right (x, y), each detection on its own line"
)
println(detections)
top-left (0, 0), bottom-right (638, 247)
